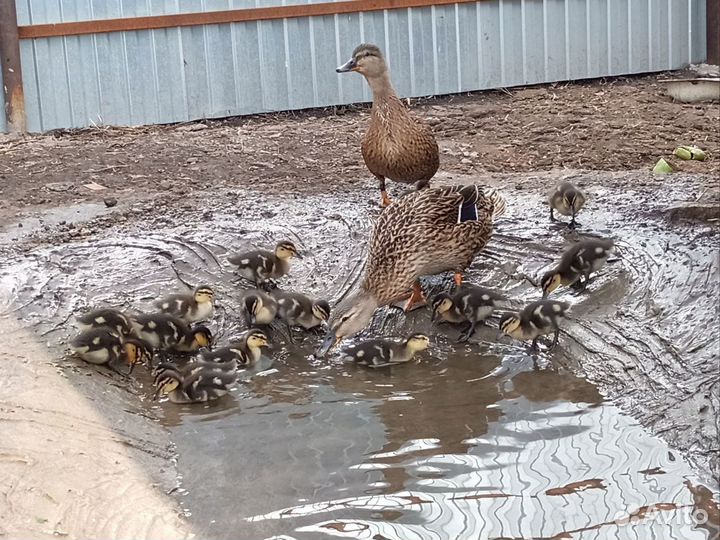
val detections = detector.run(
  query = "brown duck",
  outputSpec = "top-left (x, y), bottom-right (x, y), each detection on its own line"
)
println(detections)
top-left (337, 43), bottom-right (439, 207)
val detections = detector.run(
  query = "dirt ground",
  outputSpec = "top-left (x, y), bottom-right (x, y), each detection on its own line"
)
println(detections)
top-left (0, 73), bottom-right (718, 224)
top-left (1, 73), bottom-right (719, 538)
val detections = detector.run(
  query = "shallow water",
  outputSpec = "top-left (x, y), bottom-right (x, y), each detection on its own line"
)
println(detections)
top-left (1, 177), bottom-right (718, 539)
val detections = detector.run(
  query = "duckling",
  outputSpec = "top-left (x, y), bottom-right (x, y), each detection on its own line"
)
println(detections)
top-left (75, 308), bottom-right (133, 337)
top-left (337, 43), bottom-right (439, 207)
top-left (200, 328), bottom-right (269, 367)
top-left (70, 328), bottom-right (152, 374)
top-left (228, 240), bottom-right (300, 287)
top-left (549, 181), bottom-right (586, 228)
top-left (341, 333), bottom-right (430, 368)
top-left (499, 300), bottom-right (571, 350)
top-left (152, 358), bottom-right (237, 404)
top-left (242, 290), bottom-right (278, 326)
top-left (541, 238), bottom-right (615, 297)
top-left (130, 313), bottom-right (212, 353)
top-left (154, 285), bottom-right (214, 323)
top-left (271, 289), bottom-right (331, 332)
top-left (431, 284), bottom-right (504, 341)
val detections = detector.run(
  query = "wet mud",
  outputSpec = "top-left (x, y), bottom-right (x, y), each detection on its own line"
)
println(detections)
top-left (1, 166), bottom-right (718, 538)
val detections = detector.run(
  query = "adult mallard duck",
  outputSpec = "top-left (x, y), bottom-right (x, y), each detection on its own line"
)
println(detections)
top-left (337, 43), bottom-right (439, 207)
top-left (317, 184), bottom-right (505, 356)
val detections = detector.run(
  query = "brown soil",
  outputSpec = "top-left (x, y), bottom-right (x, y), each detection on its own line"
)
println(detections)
top-left (1, 73), bottom-right (717, 221)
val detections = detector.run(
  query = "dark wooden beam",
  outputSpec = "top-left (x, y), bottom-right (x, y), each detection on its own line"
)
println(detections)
top-left (707, 0), bottom-right (719, 65)
top-left (0, 0), bottom-right (26, 133)
top-left (16, 0), bottom-right (479, 39)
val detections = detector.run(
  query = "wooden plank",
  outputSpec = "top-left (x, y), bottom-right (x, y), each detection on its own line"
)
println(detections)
top-left (0, 0), bottom-right (26, 132)
top-left (17, 0), bottom-right (484, 39)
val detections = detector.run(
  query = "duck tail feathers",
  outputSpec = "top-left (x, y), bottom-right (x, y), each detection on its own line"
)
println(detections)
top-left (486, 188), bottom-right (506, 220)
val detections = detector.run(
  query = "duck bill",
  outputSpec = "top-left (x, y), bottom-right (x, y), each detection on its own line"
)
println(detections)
top-left (336, 58), bottom-right (357, 73)
top-left (316, 331), bottom-right (340, 357)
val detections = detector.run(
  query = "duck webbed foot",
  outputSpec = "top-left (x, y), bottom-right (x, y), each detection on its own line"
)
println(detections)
top-left (403, 281), bottom-right (427, 312)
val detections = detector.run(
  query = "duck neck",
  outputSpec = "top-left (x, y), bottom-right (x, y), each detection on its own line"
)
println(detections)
top-left (365, 72), bottom-right (397, 102)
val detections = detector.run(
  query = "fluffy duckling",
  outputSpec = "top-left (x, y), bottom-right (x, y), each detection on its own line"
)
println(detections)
top-left (228, 240), bottom-right (300, 287)
top-left (154, 285), bottom-right (215, 323)
top-left (75, 308), bottom-right (134, 337)
top-left (242, 290), bottom-right (278, 326)
top-left (541, 238), bottom-right (615, 297)
top-left (200, 328), bottom-right (269, 367)
top-left (499, 300), bottom-right (570, 350)
top-left (271, 289), bottom-right (331, 331)
top-left (130, 313), bottom-right (212, 353)
top-left (431, 284), bottom-right (504, 341)
top-left (70, 328), bottom-right (152, 374)
top-left (549, 181), bottom-right (586, 228)
top-left (341, 333), bottom-right (430, 368)
top-left (152, 359), bottom-right (237, 404)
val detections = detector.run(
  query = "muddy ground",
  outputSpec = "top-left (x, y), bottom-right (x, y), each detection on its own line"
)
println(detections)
top-left (1, 73), bottom-right (719, 537)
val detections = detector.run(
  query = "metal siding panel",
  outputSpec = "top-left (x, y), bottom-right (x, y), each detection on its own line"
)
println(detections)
top-left (286, 17), bottom-right (314, 109)
top-left (587, 0), bottom-right (609, 78)
top-left (0, 69), bottom-right (5, 132)
top-left (433, 4), bottom-right (458, 94)
top-left (630, 0), bottom-right (650, 71)
top-left (650, 0), bottom-right (670, 69)
top-left (33, 37), bottom-right (74, 130)
top-left (258, 19), bottom-right (289, 112)
top-left (18, 41), bottom-right (41, 131)
top-left (523, 0), bottom-right (545, 84)
top-left (608, 0), bottom-right (629, 74)
top-left (669, 0), bottom-right (689, 68)
top-left (690, 0), bottom-right (706, 62)
top-left (501, 0), bottom-right (523, 86)
top-left (385, 8), bottom-right (413, 97)
top-left (457, 3), bottom-right (479, 91)
top-left (410, 7), bottom-right (435, 97)
top-left (151, 27), bottom-right (188, 122)
top-left (308, 15), bottom-right (340, 106)
top-left (544, 0), bottom-right (567, 81)
top-left (478, 0), bottom-right (502, 88)
top-left (205, 23), bottom-right (239, 117)
top-left (566, 0), bottom-right (588, 79)
top-left (230, 21), bottom-right (263, 114)
top-left (335, 14), bottom-right (364, 104)
top-left (93, 32), bottom-right (132, 125)
top-left (180, 25), bottom-right (212, 119)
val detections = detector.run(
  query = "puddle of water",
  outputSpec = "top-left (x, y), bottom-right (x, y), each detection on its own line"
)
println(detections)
top-left (1, 182), bottom-right (718, 540)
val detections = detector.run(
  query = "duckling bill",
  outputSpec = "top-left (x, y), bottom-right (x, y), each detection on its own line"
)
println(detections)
top-left (541, 238), bottom-right (615, 297)
top-left (341, 333), bottom-right (430, 367)
top-left (499, 300), bottom-right (570, 350)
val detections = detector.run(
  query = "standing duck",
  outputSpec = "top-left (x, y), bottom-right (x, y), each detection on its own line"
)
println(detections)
top-left (228, 240), bottom-right (299, 288)
top-left (499, 300), bottom-right (570, 350)
top-left (541, 238), bottom-right (615, 297)
top-left (549, 181), bottom-right (586, 228)
top-left (341, 333), bottom-right (430, 367)
top-left (337, 43), bottom-right (439, 207)
top-left (70, 328), bottom-right (152, 374)
top-left (431, 284), bottom-right (504, 341)
top-left (130, 313), bottom-right (212, 353)
top-left (317, 184), bottom-right (505, 356)
top-left (154, 285), bottom-right (215, 323)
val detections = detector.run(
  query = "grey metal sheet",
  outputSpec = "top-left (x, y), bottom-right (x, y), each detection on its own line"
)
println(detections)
top-left (6, 0), bottom-right (710, 132)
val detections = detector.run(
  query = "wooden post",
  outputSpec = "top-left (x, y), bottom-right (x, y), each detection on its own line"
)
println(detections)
top-left (0, 0), bottom-right (26, 133)
top-left (708, 0), bottom-right (719, 65)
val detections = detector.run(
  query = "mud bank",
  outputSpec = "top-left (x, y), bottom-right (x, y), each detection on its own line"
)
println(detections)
top-left (0, 316), bottom-right (191, 539)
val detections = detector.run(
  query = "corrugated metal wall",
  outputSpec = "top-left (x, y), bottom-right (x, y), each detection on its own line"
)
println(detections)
top-left (0, 68), bottom-right (6, 132)
top-left (11, 0), bottom-right (709, 132)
